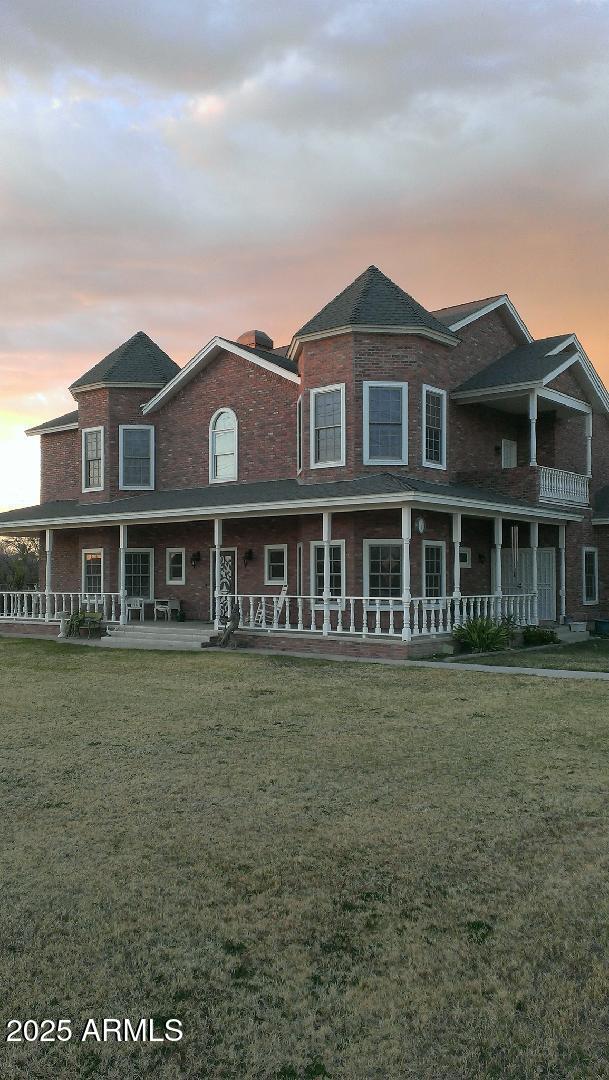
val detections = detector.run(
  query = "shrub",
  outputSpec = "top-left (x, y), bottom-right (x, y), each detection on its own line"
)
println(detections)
top-left (453, 616), bottom-right (510, 653)
top-left (522, 625), bottom-right (559, 647)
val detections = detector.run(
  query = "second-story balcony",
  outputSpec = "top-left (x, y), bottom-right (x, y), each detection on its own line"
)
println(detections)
top-left (538, 466), bottom-right (589, 506)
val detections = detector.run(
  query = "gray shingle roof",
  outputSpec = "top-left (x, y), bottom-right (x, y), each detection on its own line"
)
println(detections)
top-left (69, 331), bottom-right (180, 391)
top-left (223, 338), bottom-right (298, 375)
top-left (455, 336), bottom-right (574, 393)
top-left (0, 472), bottom-right (574, 529)
top-left (26, 409), bottom-right (79, 435)
top-left (296, 266), bottom-right (457, 340)
top-left (432, 296), bottom-right (503, 327)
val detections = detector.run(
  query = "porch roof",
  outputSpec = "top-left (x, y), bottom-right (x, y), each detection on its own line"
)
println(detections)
top-left (0, 473), bottom-right (583, 532)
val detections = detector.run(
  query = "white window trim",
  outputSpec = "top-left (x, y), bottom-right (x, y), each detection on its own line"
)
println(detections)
top-left (501, 438), bottom-right (518, 469)
top-left (422, 384), bottom-right (447, 470)
top-left (209, 407), bottom-right (238, 484)
top-left (119, 425), bottom-right (155, 491)
top-left (309, 539), bottom-right (346, 608)
top-left (459, 546), bottom-right (472, 569)
top-left (582, 546), bottom-right (599, 605)
top-left (296, 541), bottom-right (304, 597)
top-left (124, 548), bottom-right (155, 600)
top-left (310, 384), bottom-right (346, 469)
top-left (363, 538), bottom-right (404, 609)
top-left (166, 547), bottom-right (186, 586)
top-left (422, 540), bottom-right (447, 604)
top-left (296, 395), bottom-right (303, 474)
top-left (81, 426), bottom-right (104, 493)
top-left (362, 381), bottom-right (408, 465)
top-left (81, 548), bottom-right (104, 595)
top-left (264, 544), bottom-right (288, 586)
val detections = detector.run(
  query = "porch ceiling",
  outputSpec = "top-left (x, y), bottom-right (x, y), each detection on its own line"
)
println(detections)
top-left (0, 472), bottom-right (584, 535)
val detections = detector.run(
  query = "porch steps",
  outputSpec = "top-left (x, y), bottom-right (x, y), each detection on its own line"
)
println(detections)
top-left (99, 623), bottom-right (214, 651)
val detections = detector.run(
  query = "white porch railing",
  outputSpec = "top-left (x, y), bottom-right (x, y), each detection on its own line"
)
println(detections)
top-left (539, 466), bottom-right (589, 505)
top-left (230, 593), bottom-right (535, 640)
top-left (0, 591), bottom-right (121, 623)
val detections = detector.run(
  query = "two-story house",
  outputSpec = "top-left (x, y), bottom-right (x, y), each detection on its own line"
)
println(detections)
top-left (1, 265), bottom-right (608, 657)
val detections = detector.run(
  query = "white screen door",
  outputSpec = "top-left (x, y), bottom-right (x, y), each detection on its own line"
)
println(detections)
top-left (498, 548), bottom-right (556, 622)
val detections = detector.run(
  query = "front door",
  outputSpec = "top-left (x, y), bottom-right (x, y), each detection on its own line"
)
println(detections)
top-left (499, 548), bottom-right (556, 622)
top-left (211, 548), bottom-right (237, 619)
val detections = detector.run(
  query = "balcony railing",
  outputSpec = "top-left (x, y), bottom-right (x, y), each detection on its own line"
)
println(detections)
top-left (539, 466), bottom-right (589, 505)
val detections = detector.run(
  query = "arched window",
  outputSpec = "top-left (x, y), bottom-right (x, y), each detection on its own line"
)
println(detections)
top-left (210, 408), bottom-right (237, 482)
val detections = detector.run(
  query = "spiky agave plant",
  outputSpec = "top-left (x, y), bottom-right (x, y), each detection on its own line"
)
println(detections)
top-left (453, 616), bottom-right (509, 653)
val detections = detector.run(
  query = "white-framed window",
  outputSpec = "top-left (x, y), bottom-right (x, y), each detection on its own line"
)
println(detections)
top-left (582, 547), bottom-right (599, 605)
top-left (166, 548), bottom-right (185, 586)
top-left (119, 425), bottom-right (154, 490)
top-left (310, 384), bottom-right (345, 468)
top-left (209, 408), bottom-right (238, 482)
top-left (363, 540), bottom-right (403, 605)
top-left (310, 540), bottom-right (346, 605)
top-left (422, 385), bottom-right (447, 469)
top-left (82, 548), bottom-right (104, 594)
top-left (501, 439), bottom-right (518, 469)
top-left (82, 427), bottom-right (104, 492)
top-left (423, 540), bottom-right (446, 599)
top-left (124, 548), bottom-right (154, 599)
top-left (264, 545), bottom-right (288, 586)
top-left (459, 546), bottom-right (472, 569)
top-left (296, 395), bottom-right (303, 474)
top-left (363, 382), bottom-right (408, 465)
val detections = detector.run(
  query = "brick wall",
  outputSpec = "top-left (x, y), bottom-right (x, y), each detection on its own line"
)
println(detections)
top-left (41, 430), bottom-right (80, 502)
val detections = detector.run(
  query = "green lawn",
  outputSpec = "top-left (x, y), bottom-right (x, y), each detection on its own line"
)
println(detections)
top-left (2, 638), bottom-right (609, 1079)
top-left (453, 638), bottom-right (609, 671)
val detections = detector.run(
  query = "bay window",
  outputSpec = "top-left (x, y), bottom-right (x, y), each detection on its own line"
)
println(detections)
top-left (422, 385), bottom-right (447, 469)
top-left (363, 382), bottom-right (408, 464)
top-left (310, 384), bottom-right (345, 468)
top-left (119, 425), bottom-right (154, 490)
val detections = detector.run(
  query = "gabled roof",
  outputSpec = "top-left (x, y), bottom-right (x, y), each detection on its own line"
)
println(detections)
top-left (26, 409), bottom-right (79, 436)
top-left (432, 296), bottom-right (503, 327)
top-left (456, 335), bottom-right (575, 392)
top-left (293, 265), bottom-right (458, 345)
top-left (432, 294), bottom-right (532, 341)
top-left (69, 331), bottom-right (180, 393)
top-left (142, 335), bottom-right (299, 415)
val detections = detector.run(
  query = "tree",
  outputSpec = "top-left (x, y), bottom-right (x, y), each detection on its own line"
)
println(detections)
top-left (0, 536), bottom-right (40, 589)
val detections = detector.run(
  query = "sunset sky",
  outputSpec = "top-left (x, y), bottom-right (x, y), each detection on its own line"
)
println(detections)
top-left (1, 0), bottom-right (608, 509)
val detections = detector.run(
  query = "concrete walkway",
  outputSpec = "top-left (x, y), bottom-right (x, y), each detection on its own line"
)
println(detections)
top-left (240, 647), bottom-right (609, 680)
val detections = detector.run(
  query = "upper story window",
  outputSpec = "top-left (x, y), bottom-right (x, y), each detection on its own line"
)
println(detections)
top-left (422, 385), bottom-right (447, 470)
top-left (501, 439), bottom-right (518, 469)
top-left (310, 384), bottom-right (345, 469)
top-left (119, 425), bottom-right (154, 490)
top-left (82, 427), bottom-right (104, 492)
top-left (363, 382), bottom-right (408, 465)
top-left (582, 547), bottom-right (599, 605)
top-left (210, 408), bottom-right (237, 483)
top-left (296, 396), bottom-right (303, 474)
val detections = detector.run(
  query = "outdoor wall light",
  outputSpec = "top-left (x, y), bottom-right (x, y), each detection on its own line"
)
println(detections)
top-left (415, 516), bottom-right (426, 534)
top-left (190, 551), bottom-right (201, 568)
top-left (243, 548), bottom-right (254, 567)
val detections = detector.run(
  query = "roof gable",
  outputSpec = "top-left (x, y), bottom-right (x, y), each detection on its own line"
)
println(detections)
top-left (457, 336), bottom-right (573, 392)
top-left (26, 409), bottom-right (79, 436)
top-left (70, 331), bottom-right (180, 393)
top-left (293, 265), bottom-right (458, 345)
top-left (432, 294), bottom-right (532, 342)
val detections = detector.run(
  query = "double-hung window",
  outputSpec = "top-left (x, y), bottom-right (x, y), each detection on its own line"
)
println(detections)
top-left (82, 427), bottom-right (104, 491)
top-left (166, 548), bottom-right (185, 586)
top-left (310, 385), bottom-right (345, 468)
top-left (310, 541), bottom-right (345, 603)
top-left (582, 547), bottom-right (599, 605)
top-left (210, 408), bottom-right (237, 482)
top-left (82, 549), bottom-right (103, 594)
top-left (422, 385), bottom-right (447, 469)
top-left (119, 425), bottom-right (154, 490)
top-left (364, 541), bottom-right (403, 604)
top-left (265, 545), bottom-right (288, 586)
top-left (124, 549), bottom-right (154, 599)
top-left (296, 396), bottom-right (303, 473)
top-left (423, 541), bottom-right (446, 601)
top-left (363, 382), bottom-right (408, 464)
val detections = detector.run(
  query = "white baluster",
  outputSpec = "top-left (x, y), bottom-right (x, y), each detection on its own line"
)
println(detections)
top-left (388, 599), bottom-right (395, 636)
top-left (297, 596), bottom-right (303, 631)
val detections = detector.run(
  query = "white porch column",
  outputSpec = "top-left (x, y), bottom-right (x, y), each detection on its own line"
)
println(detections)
top-left (530, 521), bottom-right (539, 625)
top-left (452, 512), bottom-right (462, 599)
top-left (322, 511), bottom-right (332, 636)
top-left (119, 524), bottom-right (128, 625)
top-left (528, 390), bottom-right (538, 466)
top-left (558, 524), bottom-right (566, 625)
top-left (401, 505), bottom-right (412, 642)
top-left (493, 516), bottom-right (503, 601)
top-left (585, 411), bottom-right (593, 477)
top-left (214, 517), bottom-right (223, 631)
top-left (44, 528), bottom-right (53, 622)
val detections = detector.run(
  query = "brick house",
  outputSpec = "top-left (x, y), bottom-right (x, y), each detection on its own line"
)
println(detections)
top-left (1, 264), bottom-right (608, 657)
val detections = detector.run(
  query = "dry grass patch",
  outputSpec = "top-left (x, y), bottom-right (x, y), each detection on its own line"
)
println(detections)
top-left (1, 638), bottom-right (609, 1078)
top-left (454, 637), bottom-right (609, 671)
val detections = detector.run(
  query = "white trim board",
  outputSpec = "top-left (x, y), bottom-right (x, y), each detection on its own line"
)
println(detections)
top-left (445, 295), bottom-right (532, 343)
